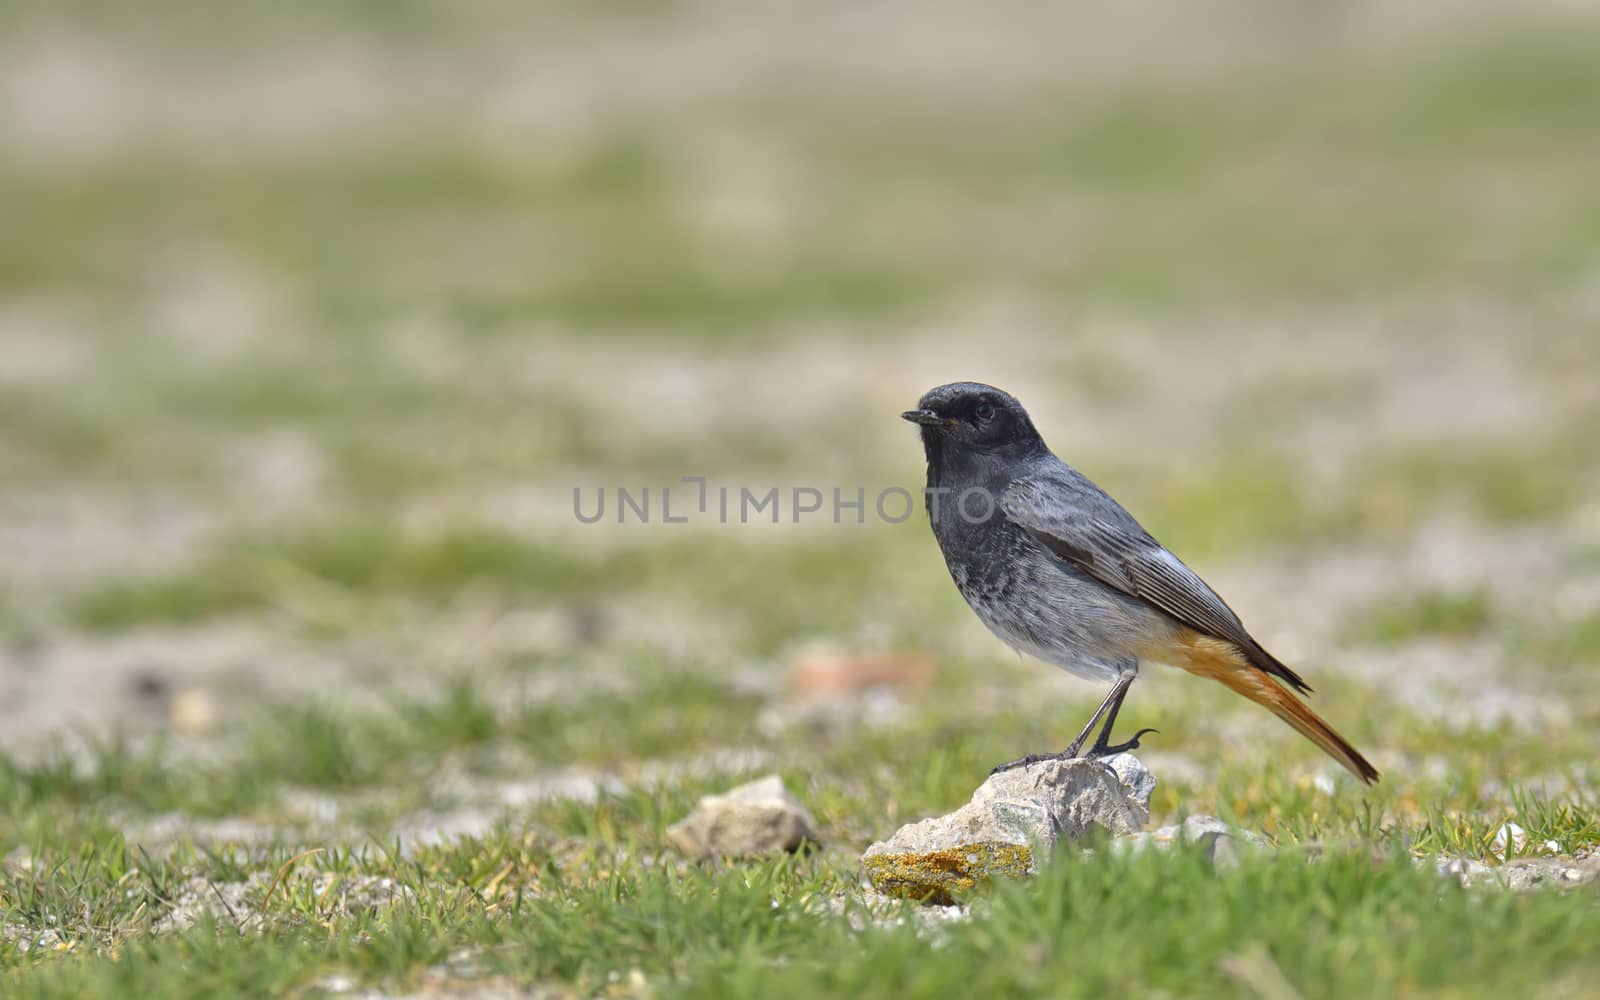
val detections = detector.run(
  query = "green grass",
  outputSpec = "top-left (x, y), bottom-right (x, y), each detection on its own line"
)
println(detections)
top-left (6, 830), bottom-right (1599, 998)
top-left (4, 663), bottom-right (1596, 856)
top-left (3, 657), bottom-right (1598, 996)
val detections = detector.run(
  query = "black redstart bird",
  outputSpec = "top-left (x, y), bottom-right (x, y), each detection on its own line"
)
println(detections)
top-left (903, 381), bottom-right (1378, 783)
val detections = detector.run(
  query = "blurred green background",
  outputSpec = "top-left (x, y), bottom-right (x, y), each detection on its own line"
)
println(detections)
top-left (2, 1), bottom-right (1597, 748)
top-left (1, 3), bottom-right (1599, 992)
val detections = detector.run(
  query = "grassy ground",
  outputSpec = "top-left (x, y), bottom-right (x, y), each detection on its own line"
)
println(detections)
top-left (3, 4), bottom-right (1600, 997)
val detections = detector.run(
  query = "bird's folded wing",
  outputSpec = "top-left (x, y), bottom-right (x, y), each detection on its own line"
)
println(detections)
top-left (999, 479), bottom-right (1311, 693)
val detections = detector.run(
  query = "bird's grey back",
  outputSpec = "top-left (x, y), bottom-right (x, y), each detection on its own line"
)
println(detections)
top-left (1000, 453), bottom-right (1311, 692)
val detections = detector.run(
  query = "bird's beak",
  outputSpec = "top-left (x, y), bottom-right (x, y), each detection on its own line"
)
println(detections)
top-left (901, 409), bottom-right (944, 427)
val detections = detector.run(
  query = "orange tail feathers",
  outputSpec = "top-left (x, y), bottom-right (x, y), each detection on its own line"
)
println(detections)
top-left (1166, 632), bottom-right (1380, 784)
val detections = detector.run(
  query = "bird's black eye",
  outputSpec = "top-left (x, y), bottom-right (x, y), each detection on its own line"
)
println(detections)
top-left (975, 400), bottom-right (996, 422)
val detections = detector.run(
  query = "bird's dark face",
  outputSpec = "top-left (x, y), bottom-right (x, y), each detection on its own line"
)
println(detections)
top-left (902, 382), bottom-right (1044, 473)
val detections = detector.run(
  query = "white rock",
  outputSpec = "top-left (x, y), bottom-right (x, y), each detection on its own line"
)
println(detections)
top-left (667, 775), bottom-right (818, 858)
top-left (1103, 752), bottom-right (1157, 812)
top-left (861, 756), bottom-right (1154, 901)
top-left (1491, 822), bottom-right (1527, 858)
top-left (873, 756), bottom-right (1152, 860)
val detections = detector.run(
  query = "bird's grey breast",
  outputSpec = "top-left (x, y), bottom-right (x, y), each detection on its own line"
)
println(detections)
top-left (928, 480), bottom-right (1167, 683)
top-left (932, 501), bottom-right (1031, 612)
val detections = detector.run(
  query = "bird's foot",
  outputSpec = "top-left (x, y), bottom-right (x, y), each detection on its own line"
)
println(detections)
top-left (991, 727), bottom-right (1158, 775)
top-left (1088, 728), bottom-right (1158, 757)
top-left (988, 744), bottom-right (1086, 776)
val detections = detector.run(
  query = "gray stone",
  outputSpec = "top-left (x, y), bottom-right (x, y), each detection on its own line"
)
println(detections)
top-left (1434, 855), bottom-right (1495, 887)
top-left (1500, 852), bottom-right (1600, 892)
top-left (1114, 813), bottom-right (1266, 868)
top-left (861, 756), bottom-right (1153, 903)
top-left (666, 775), bottom-right (818, 858)
top-left (1103, 752), bottom-right (1157, 812)
top-left (1435, 848), bottom-right (1600, 892)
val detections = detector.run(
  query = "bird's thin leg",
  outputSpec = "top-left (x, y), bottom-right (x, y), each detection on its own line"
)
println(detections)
top-left (990, 673), bottom-right (1138, 775)
top-left (1065, 672), bottom-right (1134, 757)
top-left (1087, 672), bottom-right (1157, 756)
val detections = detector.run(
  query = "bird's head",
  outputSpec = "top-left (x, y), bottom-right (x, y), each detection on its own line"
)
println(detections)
top-left (902, 382), bottom-right (1045, 467)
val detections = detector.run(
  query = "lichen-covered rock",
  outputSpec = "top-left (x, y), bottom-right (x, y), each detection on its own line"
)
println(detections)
top-left (667, 774), bottom-right (818, 858)
top-left (862, 843), bottom-right (1035, 905)
top-left (861, 755), bottom-right (1153, 903)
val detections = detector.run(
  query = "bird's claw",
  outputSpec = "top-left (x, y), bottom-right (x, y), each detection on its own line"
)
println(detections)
top-left (992, 727), bottom-right (1158, 776)
top-left (1090, 728), bottom-right (1159, 757)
